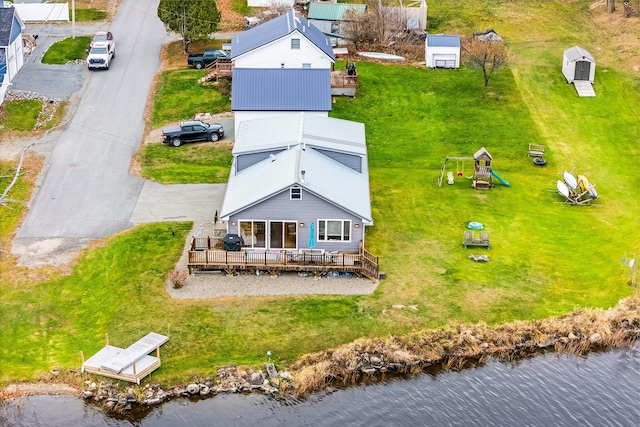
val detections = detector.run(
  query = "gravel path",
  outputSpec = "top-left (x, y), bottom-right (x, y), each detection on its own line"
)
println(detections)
top-left (167, 222), bottom-right (379, 298)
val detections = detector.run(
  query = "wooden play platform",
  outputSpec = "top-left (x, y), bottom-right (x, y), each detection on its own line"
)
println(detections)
top-left (81, 332), bottom-right (169, 384)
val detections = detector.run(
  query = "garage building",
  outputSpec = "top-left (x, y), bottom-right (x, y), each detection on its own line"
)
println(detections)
top-left (425, 34), bottom-right (460, 69)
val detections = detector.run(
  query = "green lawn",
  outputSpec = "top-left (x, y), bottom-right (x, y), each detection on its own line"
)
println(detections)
top-left (74, 8), bottom-right (108, 22)
top-left (139, 143), bottom-right (232, 184)
top-left (0, 100), bottom-right (42, 131)
top-left (0, 0), bottom-right (638, 385)
top-left (41, 36), bottom-right (91, 64)
top-left (150, 70), bottom-right (231, 126)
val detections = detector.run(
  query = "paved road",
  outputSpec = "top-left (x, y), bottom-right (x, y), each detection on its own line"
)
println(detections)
top-left (12, 0), bottom-right (226, 267)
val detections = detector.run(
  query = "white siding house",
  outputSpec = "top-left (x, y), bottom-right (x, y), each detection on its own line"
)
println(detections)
top-left (231, 9), bottom-right (335, 70)
top-left (425, 34), bottom-right (460, 69)
top-left (0, 5), bottom-right (25, 105)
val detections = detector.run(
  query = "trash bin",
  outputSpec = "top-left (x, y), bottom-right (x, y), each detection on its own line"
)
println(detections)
top-left (222, 234), bottom-right (241, 252)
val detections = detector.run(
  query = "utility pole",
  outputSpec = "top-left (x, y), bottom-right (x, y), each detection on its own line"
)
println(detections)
top-left (72, 0), bottom-right (75, 39)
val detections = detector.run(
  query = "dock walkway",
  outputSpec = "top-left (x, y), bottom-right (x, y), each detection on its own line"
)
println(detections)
top-left (82, 332), bottom-right (169, 384)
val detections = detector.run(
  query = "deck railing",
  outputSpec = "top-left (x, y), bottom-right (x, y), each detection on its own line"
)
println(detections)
top-left (187, 238), bottom-right (379, 279)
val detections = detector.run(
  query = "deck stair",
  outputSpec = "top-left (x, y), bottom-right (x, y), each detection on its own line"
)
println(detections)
top-left (199, 58), bottom-right (232, 84)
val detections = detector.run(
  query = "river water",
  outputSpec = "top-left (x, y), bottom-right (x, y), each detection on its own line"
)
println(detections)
top-left (2, 348), bottom-right (639, 427)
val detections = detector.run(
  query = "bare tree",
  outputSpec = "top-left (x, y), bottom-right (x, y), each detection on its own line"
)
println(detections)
top-left (342, 0), bottom-right (405, 50)
top-left (462, 36), bottom-right (508, 87)
top-left (607, 0), bottom-right (616, 13)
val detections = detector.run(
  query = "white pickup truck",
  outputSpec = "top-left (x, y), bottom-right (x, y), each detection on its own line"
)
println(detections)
top-left (87, 40), bottom-right (115, 70)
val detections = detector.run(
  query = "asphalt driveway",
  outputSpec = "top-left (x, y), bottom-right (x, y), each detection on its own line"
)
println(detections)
top-left (11, 0), bottom-right (226, 267)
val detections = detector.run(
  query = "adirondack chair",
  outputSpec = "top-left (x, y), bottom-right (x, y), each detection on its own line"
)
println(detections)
top-left (479, 231), bottom-right (490, 249)
top-left (463, 231), bottom-right (474, 248)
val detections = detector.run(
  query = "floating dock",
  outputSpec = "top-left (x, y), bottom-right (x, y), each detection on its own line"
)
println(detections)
top-left (81, 332), bottom-right (169, 384)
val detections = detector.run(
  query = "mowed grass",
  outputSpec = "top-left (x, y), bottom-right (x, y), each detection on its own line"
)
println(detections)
top-left (41, 36), bottom-right (91, 64)
top-left (139, 143), bottom-right (232, 184)
top-left (150, 70), bottom-right (231, 126)
top-left (74, 8), bottom-right (108, 22)
top-left (0, 100), bottom-right (42, 131)
top-left (0, 1), bottom-right (638, 384)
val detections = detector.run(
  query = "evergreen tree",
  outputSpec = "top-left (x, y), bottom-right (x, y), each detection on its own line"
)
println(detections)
top-left (158, 0), bottom-right (221, 53)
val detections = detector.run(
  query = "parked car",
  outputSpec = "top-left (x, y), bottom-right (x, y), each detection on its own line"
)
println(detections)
top-left (90, 31), bottom-right (113, 47)
top-left (162, 120), bottom-right (224, 147)
top-left (187, 49), bottom-right (229, 69)
top-left (87, 41), bottom-right (115, 70)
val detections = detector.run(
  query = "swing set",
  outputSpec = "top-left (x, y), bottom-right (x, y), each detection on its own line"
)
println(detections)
top-left (438, 156), bottom-right (474, 187)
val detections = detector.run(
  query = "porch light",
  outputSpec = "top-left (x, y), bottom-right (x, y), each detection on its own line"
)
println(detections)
top-left (355, 224), bottom-right (360, 228)
top-left (231, 221), bottom-right (236, 226)
top-left (300, 222), bottom-right (304, 227)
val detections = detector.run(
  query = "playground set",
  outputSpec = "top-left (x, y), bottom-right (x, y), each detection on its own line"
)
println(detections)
top-left (438, 147), bottom-right (510, 189)
top-left (552, 169), bottom-right (599, 205)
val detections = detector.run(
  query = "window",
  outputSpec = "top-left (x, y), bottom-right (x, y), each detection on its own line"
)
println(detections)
top-left (290, 187), bottom-right (302, 200)
top-left (291, 38), bottom-right (300, 49)
top-left (239, 221), bottom-right (266, 248)
top-left (318, 219), bottom-right (351, 242)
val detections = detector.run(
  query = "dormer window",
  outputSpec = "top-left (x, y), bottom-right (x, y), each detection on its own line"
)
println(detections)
top-left (290, 187), bottom-right (302, 200)
top-left (291, 38), bottom-right (300, 49)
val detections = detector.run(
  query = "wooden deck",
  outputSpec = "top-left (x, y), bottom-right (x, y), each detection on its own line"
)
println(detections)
top-left (187, 237), bottom-right (380, 280)
top-left (200, 58), bottom-right (233, 83)
top-left (331, 70), bottom-right (358, 97)
top-left (81, 332), bottom-right (169, 384)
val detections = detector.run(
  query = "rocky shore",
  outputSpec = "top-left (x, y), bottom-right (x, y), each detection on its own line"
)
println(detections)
top-left (80, 364), bottom-right (293, 413)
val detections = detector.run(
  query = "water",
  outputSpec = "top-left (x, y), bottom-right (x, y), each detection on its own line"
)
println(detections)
top-left (2, 348), bottom-right (639, 427)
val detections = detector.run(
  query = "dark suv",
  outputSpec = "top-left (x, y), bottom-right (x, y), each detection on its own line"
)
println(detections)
top-left (162, 120), bottom-right (224, 147)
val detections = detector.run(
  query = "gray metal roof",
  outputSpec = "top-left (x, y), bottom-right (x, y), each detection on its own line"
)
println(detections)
top-left (220, 144), bottom-right (372, 223)
top-left (0, 8), bottom-right (17, 47)
top-left (426, 34), bottom-right (460, 48)
top-left (564, 46), bottom-right (595, 63)
top-left (234, 113), bottom-right (366, 156)
top-left (231, 9), bottom-right (335, 61)
top-left (231, 68), bottom-right (332, 111)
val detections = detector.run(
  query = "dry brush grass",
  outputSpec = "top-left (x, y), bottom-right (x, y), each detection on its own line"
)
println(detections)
top-left (290, 295), bottom-right (640, 398)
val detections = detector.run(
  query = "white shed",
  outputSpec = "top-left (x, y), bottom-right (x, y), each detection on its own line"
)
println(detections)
top-left (562, 46), bottom-right (595, 84)
top-left (425, 35), bottom-right (460, 69)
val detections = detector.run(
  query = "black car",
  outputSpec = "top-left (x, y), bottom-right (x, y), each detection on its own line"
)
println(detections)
top-left (162, 120), bottom-right (224, 147)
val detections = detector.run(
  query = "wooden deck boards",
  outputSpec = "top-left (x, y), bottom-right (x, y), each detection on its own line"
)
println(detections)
top-left (82, 333), bottom-right (169, 384)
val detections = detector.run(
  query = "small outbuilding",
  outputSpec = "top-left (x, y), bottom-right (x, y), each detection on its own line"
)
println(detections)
top-left (425, 34), bottom-right (460, 69)
top-left (562, 46), bottom-right (595, 84)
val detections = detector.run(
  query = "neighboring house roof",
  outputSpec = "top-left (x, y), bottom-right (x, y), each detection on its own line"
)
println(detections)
top-left (0, 7), bottom-right (22, 47)
top-left (426, 34), bottom-right (460, 48)
top-left (231, 68), bottom-right (332, 111)
top-left (307, 3), bottom-right (366, 21)
top-left (231, 9), bottom-right (334, 61)
top-left (221, 143), bottom-right (372, 223)
top-left (564, 46), bottom-right (595, 63)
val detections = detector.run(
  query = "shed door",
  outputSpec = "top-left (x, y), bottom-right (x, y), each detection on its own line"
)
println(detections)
top-left (433, 54), bottom-right (456, 69)
top-left (574, 61), bottom-right (591, 81)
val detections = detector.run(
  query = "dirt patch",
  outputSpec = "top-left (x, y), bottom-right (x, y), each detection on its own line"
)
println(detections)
top-left (1, 382), bottom-right (81, 401)
top-left (588, 2), bottom-right (640, 75)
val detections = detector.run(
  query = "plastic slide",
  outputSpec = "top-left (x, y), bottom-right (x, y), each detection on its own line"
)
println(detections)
top-left (490, 169), bottom-right (510, 187)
